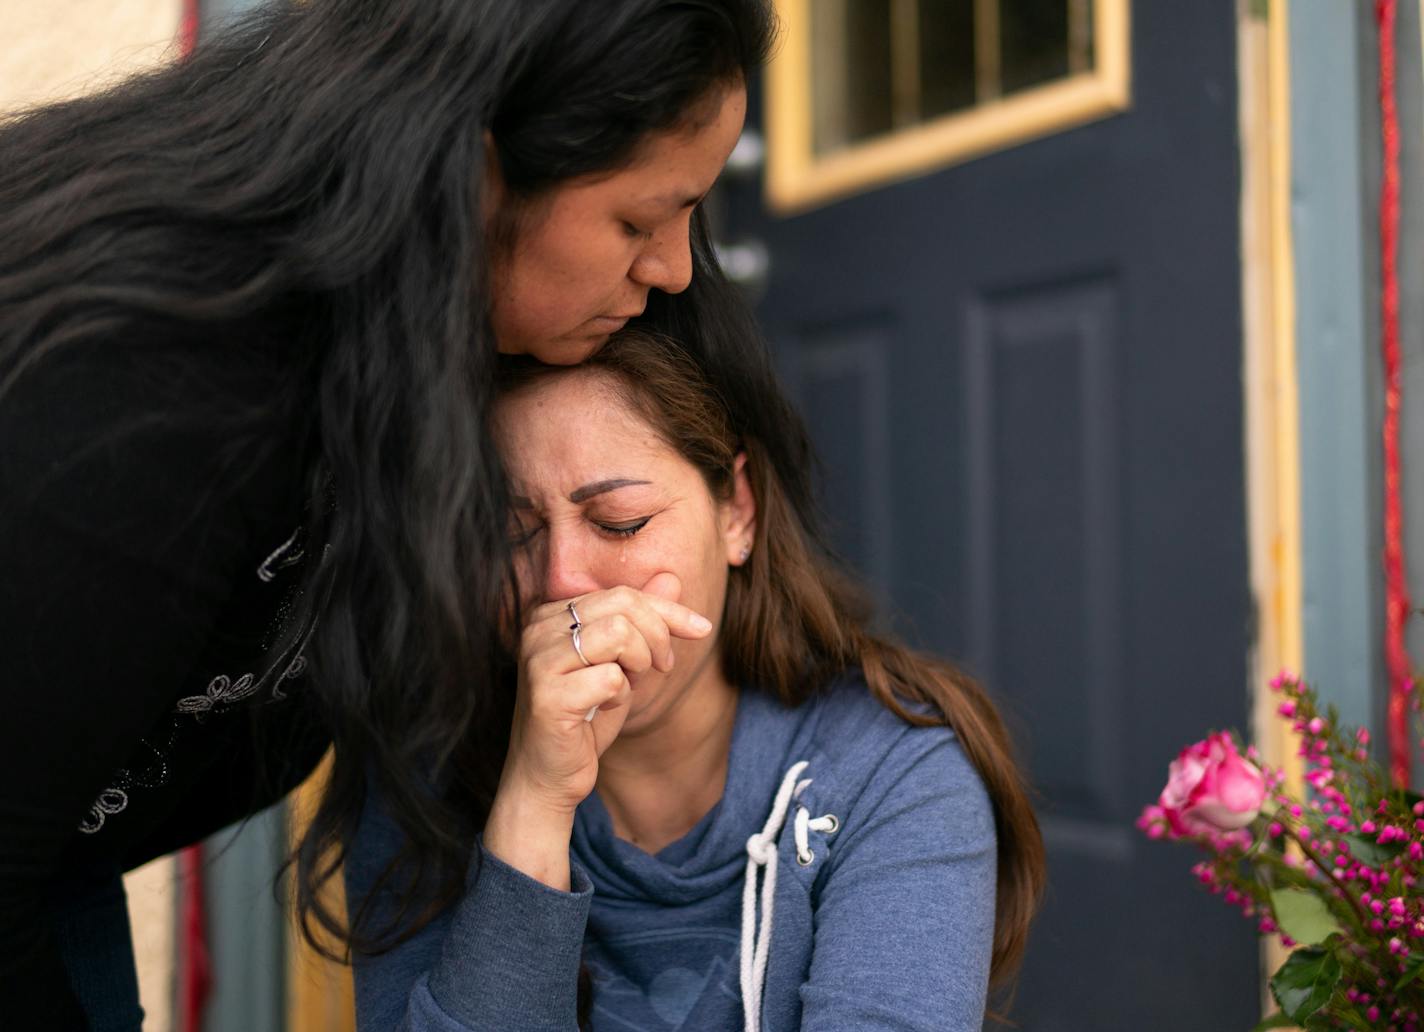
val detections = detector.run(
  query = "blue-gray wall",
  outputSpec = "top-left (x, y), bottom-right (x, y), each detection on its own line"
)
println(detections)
top-left (200, 809), bottom-right (290, 1032)
top-left (1395, 0), bottom-right (1424, 778)
top-left (1288, 0), bottom-right (1385, 732)
top-left (202, 0), bottom-right (265, 33)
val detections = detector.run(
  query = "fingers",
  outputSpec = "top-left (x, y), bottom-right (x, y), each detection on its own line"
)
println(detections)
top-left (641, 592), bottom-right (714, 641)
top-left (528, 585), bottom-right (712, 673)
top-left (527, 609), bottom-right (655, 678)
top-left (574, 614), bottom-right (656, 674)
top-left (527, 662), bottom-right (630, 725)
top-left (530, 584), bottom-right (711, 639)
top-left (584, 596), bottom-right (674, 672)
top-left (641, 571), bottom-right (682, 602)
top-left (566, 612), bottom-right (660, 677)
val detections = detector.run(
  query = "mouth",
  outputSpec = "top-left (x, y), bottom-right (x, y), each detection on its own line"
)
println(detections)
top-left (590, 310), bottom-right (645, 333)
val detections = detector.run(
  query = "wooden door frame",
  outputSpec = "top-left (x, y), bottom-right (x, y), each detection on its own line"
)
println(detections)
top-left (1238, 0), bottom-right (1304, 1005)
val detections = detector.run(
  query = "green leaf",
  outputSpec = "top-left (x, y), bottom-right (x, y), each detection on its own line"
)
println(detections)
top-left (1269, 947), bottom-right (1342, 1023)
top-left (1269, 888), bottom-right (1345, 946)
top-left (1344, 833), bottom-right (1406, 869)
top-left (1249, 1013), bottom-right (1296, 1031)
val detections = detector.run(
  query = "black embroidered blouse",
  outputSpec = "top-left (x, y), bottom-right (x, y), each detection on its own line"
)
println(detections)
top-left (0, 323), bottom-right (330, 1027)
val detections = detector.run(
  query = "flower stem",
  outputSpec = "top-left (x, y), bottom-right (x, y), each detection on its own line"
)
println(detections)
top-left (1286, 819), bottom-right (1371, 929)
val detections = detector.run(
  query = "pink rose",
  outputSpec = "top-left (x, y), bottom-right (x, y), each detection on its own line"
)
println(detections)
top-left (1158, 732), bottom-right (1266, 836)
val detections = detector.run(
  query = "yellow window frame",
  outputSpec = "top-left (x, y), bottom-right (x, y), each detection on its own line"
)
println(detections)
top-left (765, 0), bottom-right (1132, 213)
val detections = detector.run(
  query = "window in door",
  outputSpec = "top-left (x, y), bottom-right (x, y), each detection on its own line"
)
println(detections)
top-left (767, 0), bottom-right (1130, 211)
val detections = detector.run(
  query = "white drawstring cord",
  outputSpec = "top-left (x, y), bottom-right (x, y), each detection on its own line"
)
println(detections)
top-left (740, 761), bottom-right (839, 1032)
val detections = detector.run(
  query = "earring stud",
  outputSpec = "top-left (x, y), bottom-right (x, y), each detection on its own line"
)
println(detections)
top-left (739, 545), bottom-right (751, 563)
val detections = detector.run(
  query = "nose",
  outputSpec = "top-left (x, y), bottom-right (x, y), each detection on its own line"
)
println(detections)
top-left (540, 525), bottom-right (603, 603)
top-left (629, 215), bottom-right (694, 295)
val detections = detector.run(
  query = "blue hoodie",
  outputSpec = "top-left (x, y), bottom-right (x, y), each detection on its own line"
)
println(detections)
top-left (344, 676), bottom-right (997, 1031)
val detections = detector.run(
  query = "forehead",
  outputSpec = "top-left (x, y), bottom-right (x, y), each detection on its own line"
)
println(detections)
top-left (495, 371), bottom-right (668, 470)
top-left (542, 84), bottom-right (746, 211)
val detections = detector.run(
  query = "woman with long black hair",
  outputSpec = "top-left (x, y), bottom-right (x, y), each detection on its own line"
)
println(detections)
top-left (0, 2), bottom-right (797, 1028)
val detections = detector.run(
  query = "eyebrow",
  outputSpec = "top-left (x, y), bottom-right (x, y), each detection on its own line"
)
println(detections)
top-left (569, 478), bottom-right (652, 503)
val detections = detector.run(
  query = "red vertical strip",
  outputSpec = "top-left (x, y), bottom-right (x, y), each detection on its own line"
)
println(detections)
top-left (178, 844), bottom-right (212, 1032)
top-left (1376, 0), bottom-right (1413, 788)
top-left (179, 0), bottom-right (200, 58)
top-left (177, 2), bottom-right (210, 1022)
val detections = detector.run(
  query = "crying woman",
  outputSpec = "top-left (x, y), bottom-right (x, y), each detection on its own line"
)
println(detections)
top-left (342, 330), bottom-right (1046, 1032)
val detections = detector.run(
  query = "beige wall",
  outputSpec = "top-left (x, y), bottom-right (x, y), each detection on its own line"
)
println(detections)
top-left (5, 6), bottom-right (185, 1029)
top-left (126, 857), bottom-right (177, 1032)
top-left (1, 0), bottom-right (181, 113)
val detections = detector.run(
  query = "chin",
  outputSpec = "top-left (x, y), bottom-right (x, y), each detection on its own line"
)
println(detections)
top-left (495, 331), bottom-right (607, 365)
top-left (537, 334), bottom-right (608, 366)
top-left (617, 676), bottom-right (667, 733)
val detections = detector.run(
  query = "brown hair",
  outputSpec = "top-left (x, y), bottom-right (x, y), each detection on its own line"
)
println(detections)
top-left (497, 329), bottom-right (1046, 1001)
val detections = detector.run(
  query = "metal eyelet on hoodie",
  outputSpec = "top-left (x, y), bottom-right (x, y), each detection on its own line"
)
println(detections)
top-left (792, 801), bottom-right (839, 867)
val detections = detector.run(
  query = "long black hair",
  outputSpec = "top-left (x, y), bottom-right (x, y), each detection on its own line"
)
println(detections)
top-left (0, 0), bottom-right (801, 953)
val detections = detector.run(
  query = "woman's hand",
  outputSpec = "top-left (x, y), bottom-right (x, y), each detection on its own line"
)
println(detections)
top-left (482, 573), bottom-right (712, 889)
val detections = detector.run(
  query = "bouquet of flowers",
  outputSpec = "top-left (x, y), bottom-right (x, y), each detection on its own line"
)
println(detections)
top-left (1138, 673), bottom-right (1424, 1030)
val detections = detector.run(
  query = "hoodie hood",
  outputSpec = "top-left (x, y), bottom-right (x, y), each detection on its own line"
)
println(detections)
top-left (571, 688), bottom-right (800, 907)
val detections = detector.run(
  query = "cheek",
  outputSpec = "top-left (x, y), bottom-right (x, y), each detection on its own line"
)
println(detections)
top-left (595, 536), bottom-right (667, 587)
top-left (691, 558), bottom-right (731, 632)
top-left (519, 224), bottom-right (625, 306)
top-left (655, 526), bottom-right (732, 623)
top-left (584, 531), bottom-right (699, 603)
top-left (494, 252), bottom-right (566, 340)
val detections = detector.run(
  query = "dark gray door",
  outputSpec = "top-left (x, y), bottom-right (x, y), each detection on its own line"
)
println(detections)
top-left (724, 4), bottom-right (1257, 1028)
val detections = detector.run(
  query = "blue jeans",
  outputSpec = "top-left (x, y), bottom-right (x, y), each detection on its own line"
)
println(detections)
top-left (49, 865), bottom-right (145, 1032)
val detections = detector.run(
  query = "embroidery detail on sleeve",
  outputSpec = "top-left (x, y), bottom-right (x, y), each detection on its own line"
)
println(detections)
top-left (176, 531), bottom-right (323, 717)
top-left (270, 653), bottom-right (307, 701)
top-left (175, 672), bottom-right (260, 714)
top-left (79, 527), bottom-right (328, 836)
top-left (77, 726), bottom-right (177, 834)
top-left (256, 525), bottom-right (305, 583)
top-left (78, 789), bottom-right (129, 835)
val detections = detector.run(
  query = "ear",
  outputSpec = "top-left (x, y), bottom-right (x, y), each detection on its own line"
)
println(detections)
top-left (720, 452), bottom-right (758, 566)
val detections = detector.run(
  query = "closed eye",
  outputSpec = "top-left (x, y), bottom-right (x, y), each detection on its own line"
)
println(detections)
top-left (596, 516), bottom-right (651, 538)
top-left (622, 220), bottom-right (652, 240)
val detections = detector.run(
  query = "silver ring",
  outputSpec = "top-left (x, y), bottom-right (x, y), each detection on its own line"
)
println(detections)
top-left (567, 601), bottom-right (592, 667)
top-left (571, 624), bottom-right (592, 666)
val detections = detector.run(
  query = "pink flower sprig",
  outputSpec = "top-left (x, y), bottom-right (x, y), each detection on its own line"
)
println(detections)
top-left (1271, 673), bottom-right (1390, 806)
top-left (1140, 672), bottom-right (1424, 1028)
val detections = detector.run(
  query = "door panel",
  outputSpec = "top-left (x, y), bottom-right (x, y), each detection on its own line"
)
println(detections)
top-left (782, 320), bottom-right (897, 600)
top-left (729, 2), bottom-right (1257, 1027)
top-left (966, 278), bottom-right (1124, 822)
